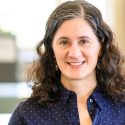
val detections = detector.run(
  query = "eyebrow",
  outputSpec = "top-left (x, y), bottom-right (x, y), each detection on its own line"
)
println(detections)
top-left (78, 36), bottom-right (90, 39)
top-left (57, 36), bottom-right (91, 41)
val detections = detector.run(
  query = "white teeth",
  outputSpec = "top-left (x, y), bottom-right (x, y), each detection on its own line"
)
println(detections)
top-left (69, 62), bottom-right (83, 66)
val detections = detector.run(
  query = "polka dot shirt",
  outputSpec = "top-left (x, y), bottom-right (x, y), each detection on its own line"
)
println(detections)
top-left (8, 86), bottom-right (125, 125)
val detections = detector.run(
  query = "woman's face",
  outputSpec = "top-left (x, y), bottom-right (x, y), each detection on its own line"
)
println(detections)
top-left (52, 18), bottom-right (101, 82)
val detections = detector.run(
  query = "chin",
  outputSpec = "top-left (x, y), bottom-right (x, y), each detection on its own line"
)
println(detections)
top-left (68, 75), bottom-right (85, 80)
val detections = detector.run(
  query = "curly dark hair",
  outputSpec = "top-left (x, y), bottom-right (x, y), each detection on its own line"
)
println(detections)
top-left (26, 0), bottom-right (125, 105)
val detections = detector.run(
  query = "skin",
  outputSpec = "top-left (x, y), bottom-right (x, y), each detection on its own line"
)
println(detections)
top-left (52, 18), bottom-right (101, 125)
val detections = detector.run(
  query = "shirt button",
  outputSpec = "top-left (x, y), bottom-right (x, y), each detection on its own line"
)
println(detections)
top-left (90, 98), bottom-right (93, 103)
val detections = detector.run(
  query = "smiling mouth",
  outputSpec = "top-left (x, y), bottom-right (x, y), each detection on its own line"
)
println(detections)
top-left (67, 61), bottom-right (85, 66)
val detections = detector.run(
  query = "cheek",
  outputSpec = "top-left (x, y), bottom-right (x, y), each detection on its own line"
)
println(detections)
top-left (53, 47), bottom-right (59, 58)
top-left (54, 50), bottom-right (64, 64)
top-left (53, 45), bottom-right (66, 59)
top-left (87, 48), bottom-right (100, 62)
top-left (52, 44), bottom-right (66, 66)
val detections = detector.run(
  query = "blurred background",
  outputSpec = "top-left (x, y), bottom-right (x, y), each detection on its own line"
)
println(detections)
top-left (0, 0), bottom-right (125, 124)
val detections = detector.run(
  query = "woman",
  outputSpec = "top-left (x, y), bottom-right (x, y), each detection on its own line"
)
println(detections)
top-left (9, 0), bottom-right (125, 125)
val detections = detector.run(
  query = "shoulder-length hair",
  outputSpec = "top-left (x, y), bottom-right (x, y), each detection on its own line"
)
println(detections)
top-left (27, 0), bottom-right (125, 105)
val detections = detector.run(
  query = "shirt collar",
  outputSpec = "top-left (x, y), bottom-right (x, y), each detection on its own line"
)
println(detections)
top-left (91, 87), bottom-right (113, 110)
top-left (58, 84), bottom-right (72, 108)
top-left (57, 84), bottom-right (112, 110)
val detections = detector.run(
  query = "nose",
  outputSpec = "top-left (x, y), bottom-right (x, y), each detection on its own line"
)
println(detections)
top-left (68, 44), bottom-right (82, 58)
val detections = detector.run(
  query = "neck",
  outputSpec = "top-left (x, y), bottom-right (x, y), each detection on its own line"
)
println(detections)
top-left (61, 76), bottom-right (97, 102)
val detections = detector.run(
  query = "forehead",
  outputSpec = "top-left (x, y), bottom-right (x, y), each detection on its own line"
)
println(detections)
top-left (54, 18), bottom-right (96, 39)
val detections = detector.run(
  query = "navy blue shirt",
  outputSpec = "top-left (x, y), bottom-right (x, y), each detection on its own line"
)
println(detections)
top-left (8, 86), bottom-right (125, 125)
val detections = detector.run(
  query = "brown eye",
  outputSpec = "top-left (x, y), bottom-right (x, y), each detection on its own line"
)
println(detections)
top-left (79, 39), bottom-right (89, 46)
top-left (59, 40), bottom-right (70, 48)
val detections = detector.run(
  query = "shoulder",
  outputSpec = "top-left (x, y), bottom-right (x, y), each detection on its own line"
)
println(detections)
top-left (93, 88), bottom-right (125, 123)
top-left (13, 99), bottom-right (44, 116)
top-left (8, 99), bottom-right (42, 125)
top-left (8, 98), bottom-right (66, 125)
top-left (92, 87), bottom-right (125, 112)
